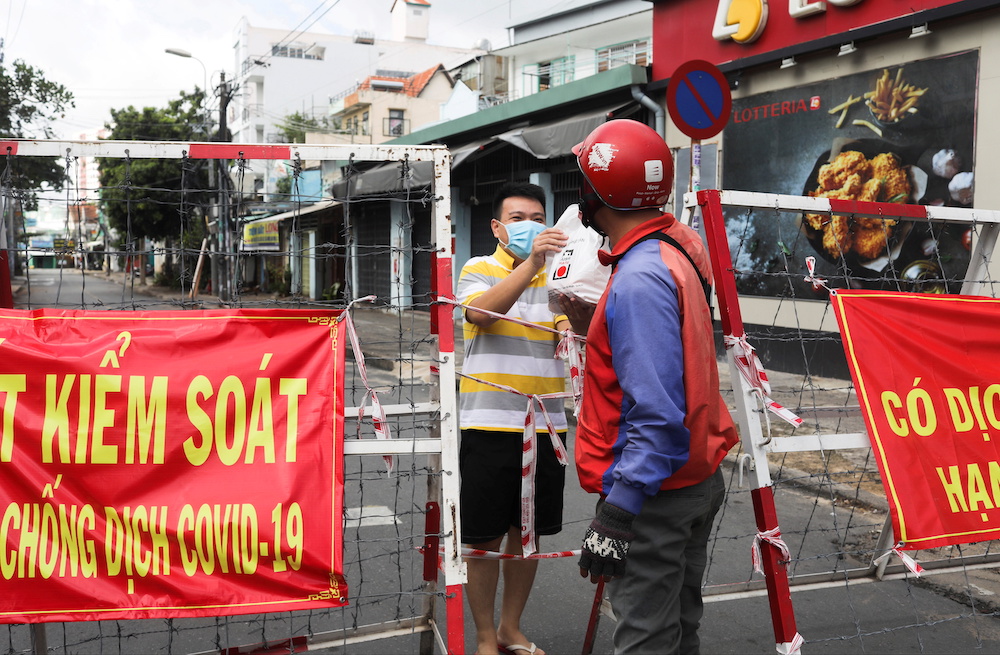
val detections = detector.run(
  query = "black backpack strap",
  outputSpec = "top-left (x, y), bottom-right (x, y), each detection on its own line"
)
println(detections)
top-left (630, 231), bottom-right (712, 306)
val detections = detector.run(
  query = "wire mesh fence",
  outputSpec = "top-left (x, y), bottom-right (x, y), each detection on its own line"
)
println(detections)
top-left (691, 190), bottom-right (1000, 653)
top-left (1, 140), bottom-right (463, 654)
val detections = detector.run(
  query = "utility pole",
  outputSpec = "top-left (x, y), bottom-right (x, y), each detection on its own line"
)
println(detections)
top-left (215, 71), bottom-right (235, 302)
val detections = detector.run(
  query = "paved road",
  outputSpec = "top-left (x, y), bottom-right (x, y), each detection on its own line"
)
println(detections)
top-left (13, 268), bottom-right (194, 311)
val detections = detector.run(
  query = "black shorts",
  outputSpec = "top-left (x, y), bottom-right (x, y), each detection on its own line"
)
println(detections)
top-left (460, 428), bottom-right (567, 544)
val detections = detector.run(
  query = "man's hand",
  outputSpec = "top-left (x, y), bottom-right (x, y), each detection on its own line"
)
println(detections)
top-left (526, 227), bottom-right (568, 270)
top-left (578, 501), bottom-right (636, 583)
top-left (556, 293), bottom-right (596, 336)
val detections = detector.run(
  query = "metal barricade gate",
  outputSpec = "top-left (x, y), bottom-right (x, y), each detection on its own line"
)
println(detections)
top-left (685, 189), bottom-right (1000, 653)
top-left (0, 139), bottom-right (466, 653)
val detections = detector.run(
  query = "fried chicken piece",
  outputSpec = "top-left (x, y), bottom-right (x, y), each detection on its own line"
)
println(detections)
top-left (853, 225), bottom-right (893, 260)
top-left (880, 167), bottom-right (911, 202)
top-left (807, 149), bottom-right (912, 260)
top-left (817, 177), bottom-right (864, 202)
top-left (822, 214), bottom-right (852, 257)
top-left (859, 177), bottom-right (882, 203)
top-left (816, 151), bottom-right (871, 191)
top-left (869, 152), bottom-right (902, 180)
top-left (804, 212), bottom-right (828, 232)
top-left (855, 215), bottom-right (898, 231)
top-left (869, 152), bottom-right (911, 201)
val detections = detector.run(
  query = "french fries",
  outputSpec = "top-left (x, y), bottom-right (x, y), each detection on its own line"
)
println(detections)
top-left (828, 95), bottom-right (862, 115)
top-left (864, 68), bottom-right (928, 123)
top-left (852, 119), bottom-right (883, 137)
top-left (829, 95), bottom-right (862, 128)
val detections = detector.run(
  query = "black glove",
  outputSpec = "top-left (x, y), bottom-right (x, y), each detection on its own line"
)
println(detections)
top-left (578, 501), bottom-right (636, 581)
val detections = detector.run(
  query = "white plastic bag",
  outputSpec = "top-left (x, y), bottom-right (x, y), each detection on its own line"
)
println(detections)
top-left (546, 203), bottom-right (610, 312)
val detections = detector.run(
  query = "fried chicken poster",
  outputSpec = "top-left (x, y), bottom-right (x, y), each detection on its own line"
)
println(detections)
top-left (0, 308), bottom-right (348, 622)
top-left (832, 291), bottom-right (1000, 550)
top-left (722, 51), bottom-right (978, 297)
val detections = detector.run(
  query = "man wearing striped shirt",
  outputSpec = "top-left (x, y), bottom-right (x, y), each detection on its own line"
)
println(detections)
top-left (457, 182), bottom-right (570, 655)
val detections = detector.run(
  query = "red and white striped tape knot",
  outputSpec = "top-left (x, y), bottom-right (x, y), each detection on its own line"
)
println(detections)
top-left (803, 255), bottom-right (833, 294)
top-left (873, 545), bottom-right (923, 577)
top-left (724, 334), bottom-right (803, 428)
top-left (751, 527), bottom-right (791, 575)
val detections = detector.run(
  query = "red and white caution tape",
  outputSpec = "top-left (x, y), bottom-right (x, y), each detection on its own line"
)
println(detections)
top-left (873, 545), bottom-right (924, 577)
top-left (458, 546), bottom-right (581, 561)
top-left (438, 296), bottom-right (569, 337)
top-left (341, 297), bottom-right (394, 474)
top-left (556, 331), bottom-right (585, 417)
top-left (438, 297), bottom-right (586, 414)
top-left (460, 372), bottom-right (571, 556)
top-left (803, 256), bottom-right (833, 294)
top-left (751, 526), bottom-right (791, 575)
top-left (776, 632), bottom-right (805, 655)
top-left (724, 333), bottom-right (803, 429)
top-left (520, 409), bottom-right (538, 557)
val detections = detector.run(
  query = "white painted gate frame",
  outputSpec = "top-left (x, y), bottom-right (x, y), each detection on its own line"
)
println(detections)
top-left (1, 139), bottom-right (466, 653)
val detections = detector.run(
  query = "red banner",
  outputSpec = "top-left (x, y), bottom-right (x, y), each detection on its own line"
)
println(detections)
top-left (0, 308), bottom-right (347, 622)
top-left (831, 291), bottom-right (1000, 549)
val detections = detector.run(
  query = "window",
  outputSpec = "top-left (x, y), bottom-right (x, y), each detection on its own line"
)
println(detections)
top-left (362, 111), bottom-right (370, 136)
top-left (386, 109), bottom-right (406, 137)
top-left (534, 56), bottom-right (574, 92)
top-left (597, 39), bottom-right (650, 72)
top-left (270, 43), bottom-right (325, 60)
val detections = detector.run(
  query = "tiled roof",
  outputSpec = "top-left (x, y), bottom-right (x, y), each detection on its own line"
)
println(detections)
top-left (360, 64), bottom-right (445, 97)
top-left (405, 64), bottom-right (444, 95)
top-left (391, 0), bottom-right (431, 9)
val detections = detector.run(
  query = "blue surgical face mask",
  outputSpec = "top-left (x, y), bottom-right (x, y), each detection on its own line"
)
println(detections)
top-left (499, 220), bottom-right (546, 260)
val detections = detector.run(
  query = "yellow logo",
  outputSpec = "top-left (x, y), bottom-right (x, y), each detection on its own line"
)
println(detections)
top-left (713, 0), bottom-right (769, 44)
top-left (713, 0), bottom-right (865, 45)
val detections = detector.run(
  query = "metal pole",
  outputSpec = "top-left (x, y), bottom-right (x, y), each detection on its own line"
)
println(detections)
top-left (31, 624), bottom-right (47, 655)
top-left (216, 71), bottom-right (234, 302)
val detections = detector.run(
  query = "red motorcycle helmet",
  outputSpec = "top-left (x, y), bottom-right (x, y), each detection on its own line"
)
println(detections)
top-left (572, 119), bottom-right (674, 211)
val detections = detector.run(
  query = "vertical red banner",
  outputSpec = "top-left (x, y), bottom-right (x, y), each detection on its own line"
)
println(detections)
top-left (0, 308), bottom-right (347, 622)
top-left (832, 291), bottom-right (1000, 549)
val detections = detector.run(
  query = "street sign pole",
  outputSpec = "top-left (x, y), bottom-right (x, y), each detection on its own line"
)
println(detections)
top-left (666, 59), bottom-right (732, 230)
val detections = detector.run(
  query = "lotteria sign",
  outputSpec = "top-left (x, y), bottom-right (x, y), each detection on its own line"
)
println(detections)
top-left (650, 0), bottom-right (971, 81)
top-left (712, 0), bottom-right (863, 45)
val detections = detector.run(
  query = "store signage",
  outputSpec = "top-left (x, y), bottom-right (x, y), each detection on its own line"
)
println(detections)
top-left (713, 1), bottom-right (864, 45)
top-left (650, 0), bottom-right (970, 81)
top-left (244, 218), bottom-right (281, 251)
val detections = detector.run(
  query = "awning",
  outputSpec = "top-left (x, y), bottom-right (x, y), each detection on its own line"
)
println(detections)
top-left (495, 103), bottom-right (637, 159)
top-left (331, 161), bottom-right (434, 198)
top-left (450, 137), bottom-right (500, 167)
top-left (244, 200), bottom-right (340, 224)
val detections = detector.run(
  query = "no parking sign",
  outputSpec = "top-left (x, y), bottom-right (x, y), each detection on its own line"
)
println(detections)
top-left (666, 60), bottom-right (732, 140)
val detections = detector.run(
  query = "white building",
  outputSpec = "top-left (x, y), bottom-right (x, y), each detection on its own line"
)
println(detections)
top-left (229, 0), bottom-right (485, 199)
top-left (498, 0), bottom-right (652, 102)
top-left (439, 0), bottom-right (652, 128)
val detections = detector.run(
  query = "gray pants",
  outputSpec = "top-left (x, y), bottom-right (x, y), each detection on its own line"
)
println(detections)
top-left (608, 468), bottom-right (726, 654)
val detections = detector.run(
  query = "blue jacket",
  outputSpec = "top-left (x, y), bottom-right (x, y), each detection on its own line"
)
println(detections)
top-left (575, 214), bottom-right (739, 515)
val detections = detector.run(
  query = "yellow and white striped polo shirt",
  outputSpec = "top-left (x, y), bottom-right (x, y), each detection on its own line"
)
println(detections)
top-left (457, 246), bottom-right (568, 433)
